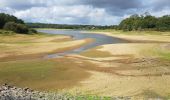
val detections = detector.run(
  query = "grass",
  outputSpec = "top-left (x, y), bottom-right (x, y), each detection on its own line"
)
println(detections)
top-left (0, 30), bottom-right (95, 91)
top-left (0, 30), bottom-right (93, 59)
top-left (71, 31), bottom-right (170, 98)
top-left (1, 29), bottom-right (170, 99)
top-left (140, 43), bottom-right (170, 60)
top-left (0, 29), bottom-right (94, 91)
top-left (0, 30), bottom-right (15, 35)
top-left (157, 49), bottom-right (170, 60)
top-left (0, 58), bottom-right (94, 91)
top-left (74, 95), bottom-right (116, 100)
top-left (0, 32), bottom-right (62, 43)
top-left (90, 29), bottom-right (170, 35)
top-left (140, 90), bottom-right (167, 99)
top-left (160, 52), bottom-right (170, 60)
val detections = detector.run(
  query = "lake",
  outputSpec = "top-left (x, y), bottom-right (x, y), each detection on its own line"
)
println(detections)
top-left (37, 29), bottom-right (127, 58)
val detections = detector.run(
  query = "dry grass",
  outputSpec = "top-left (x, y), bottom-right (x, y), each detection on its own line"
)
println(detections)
top-left (0, 57), bottom-right (100, 91)
top-left (0, 34), bottom-right (93, 59)
top-left (98, 43), bottom-right (162, 58)
top-left (89, 30), bottom-right (170, 43)
top-left (65, 31), bottom-right (170, 98)
top-left (66, 56), bottom-right (170, 98)
top-left (1, 30), bottom-right (170, 99)
top-left (68, 71), bottom-right (170, 98)
top-left (0, 32), bottom-right (96, 91)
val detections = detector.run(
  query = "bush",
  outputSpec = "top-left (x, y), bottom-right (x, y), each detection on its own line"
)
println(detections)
top-left (0, 13), bottom-right (24, 29)
top-left (29, 28), bottom-right (37, 34)
top-left (3, 22), bottom-right (29, 34)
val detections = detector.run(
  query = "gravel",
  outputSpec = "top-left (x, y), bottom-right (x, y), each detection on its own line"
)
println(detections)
top-left (0, 84), bottom-right (164, 100)
top-left (0, 84), bottom-right (74, 100)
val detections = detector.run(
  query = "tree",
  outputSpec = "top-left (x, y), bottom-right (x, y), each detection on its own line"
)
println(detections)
top-left (119, 15), bottom-right (141, 31)
top-left (156, 15), bottom-right (170, 31)
top-left (141, 15), bottom-right (157, 29)
top-left (118, 13), bottom-right (167, 31)
top-left (0, 13), bottom-right (24, 29)
top-left (3, 22), bottom-right (29, 34)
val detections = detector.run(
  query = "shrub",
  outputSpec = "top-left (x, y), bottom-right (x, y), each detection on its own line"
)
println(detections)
top-left (0, 13), bottom-right (24, 29)
top-left (29, 28), bottom-right (37, 34)
top-left (3, 22), bottom-right (29, 34)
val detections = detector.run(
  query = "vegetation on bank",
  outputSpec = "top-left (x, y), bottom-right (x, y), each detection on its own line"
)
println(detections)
top-left (26, 23), bottom-right (116, 30)
top-left (119, 13), bottom-right (170, 31)
top-left (0, 13), bottom-right (37, 34)
top-left (1, 12), bottom-right (169, 33)
top-left (27, 13), bottom-right (170, 33)
top-left (90, 29), bottom-right (170, 36)
top-left (1, 12), bottom-right (170, 99)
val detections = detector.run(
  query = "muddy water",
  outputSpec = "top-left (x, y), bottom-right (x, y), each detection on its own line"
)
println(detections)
top-left (37, 29), bottom-right (127, 58)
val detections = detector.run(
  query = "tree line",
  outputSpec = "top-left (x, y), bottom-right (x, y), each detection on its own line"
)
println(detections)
top-left (0, 13), bottom-right (37, 34)
top-left (28, 13), bottom-right (170, 32)
top-left (1, 13), bottom-right (170, 33)
top-left (119, 13), bottom-right (170, 31)
top-left (26, 23), bottom-right (116, 30)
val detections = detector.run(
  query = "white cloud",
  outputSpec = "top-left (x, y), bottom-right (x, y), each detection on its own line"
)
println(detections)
top-left (151, 7), bottom-right (170, 17)
top-left (10, 5), bottom-right (118, 25)
top-left (0, 0), bottom-right (170, 25)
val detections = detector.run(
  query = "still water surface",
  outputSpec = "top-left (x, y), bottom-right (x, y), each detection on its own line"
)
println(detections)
top-left (37, 29), bottom-right (127, 58)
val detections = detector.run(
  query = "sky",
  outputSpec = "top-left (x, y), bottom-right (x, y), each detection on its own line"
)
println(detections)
top-left (0, 0), bottom-right (170, 25)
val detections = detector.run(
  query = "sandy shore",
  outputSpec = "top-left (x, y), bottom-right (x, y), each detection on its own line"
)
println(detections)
top-left (0, 34), bottom-right (93, 60)
top-left (65, 31), bottom-right (170, 99)
top-left (0, 30), bottom-right (170, 99)
top-left (87, 31), bottom-right (170, 42)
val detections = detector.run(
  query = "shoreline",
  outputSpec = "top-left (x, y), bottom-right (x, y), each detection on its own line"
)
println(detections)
top-left (86, 31), bottom-right (170, 43)
top-left (1, 29), bottom-right (170, 99)
top-left (0, 33), bottom-right (94, 61)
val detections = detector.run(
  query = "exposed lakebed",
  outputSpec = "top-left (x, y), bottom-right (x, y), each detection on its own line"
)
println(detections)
top-left (37, 29), bottom-right (127, 58)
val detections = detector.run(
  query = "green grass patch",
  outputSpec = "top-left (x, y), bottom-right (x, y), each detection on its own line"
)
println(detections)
top-left (0, 29), bottom-right (16, 35)
top-left (56, 93), bottom-right (129, 100)
top-left (139, 44), bottom-right (170, 60)
top-left (75, 95), bottom-right (112, 100)
top-left (0, 58), bottom-right (91, 91)
top-left (158, 52), bottom-right (170, 60)
top-left (0, 59), bottom-right (55, 84)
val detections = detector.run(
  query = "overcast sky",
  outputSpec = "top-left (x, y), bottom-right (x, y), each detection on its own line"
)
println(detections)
top-left (0, 0), bottom-right (170, 25)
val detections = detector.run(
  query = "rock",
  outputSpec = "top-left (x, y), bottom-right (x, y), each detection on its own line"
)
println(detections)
top-left (0, 84), bottom-right (68, 100)
top-left (24, 87), bottom-right (29, 91)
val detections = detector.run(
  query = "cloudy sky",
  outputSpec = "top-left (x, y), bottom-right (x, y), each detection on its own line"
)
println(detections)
top-left (0, 0), bottom-right (170, 25)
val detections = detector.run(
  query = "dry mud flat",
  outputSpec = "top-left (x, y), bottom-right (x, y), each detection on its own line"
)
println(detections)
top-left (0, 34), bottom-right (95, 91)
top-left (0, 34), bottom-right (93, 61)
top-left (65, 32), bottom-right (170, 99)
top-left (1, 31), bottom-right (170, 99)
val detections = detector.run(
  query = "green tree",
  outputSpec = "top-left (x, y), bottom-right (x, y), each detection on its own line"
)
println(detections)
top-left (0, 13), bottom-right (24, 29)
top-left (156, 15), bottom-right (170, 31)
top-left (141, 15), bottom-right (157, 29)
top-left (3, 22), bottom-right (29, 34)
top-left (119, 14), bottom-right (159, 31)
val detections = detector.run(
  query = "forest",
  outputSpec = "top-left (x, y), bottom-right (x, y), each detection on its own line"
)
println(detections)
top-left (0, 13), bottom-right (36, 34)
top-left (27, 13), bottom-right (170, 32)
top-left (119, 13), bottom-right (170, 31)
top-left (26, 23), bottom-right (116, 30)
top-left (1, 13), bottom-right (170, 32)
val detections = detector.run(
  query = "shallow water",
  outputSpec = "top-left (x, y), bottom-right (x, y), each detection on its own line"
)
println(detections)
top-left (37, 29), bottom-right (127, 58)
